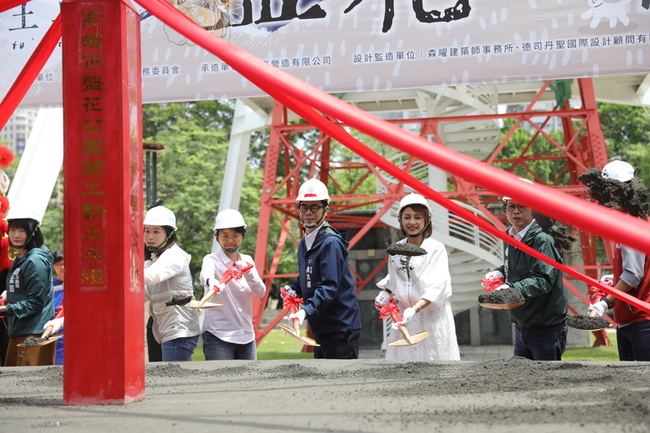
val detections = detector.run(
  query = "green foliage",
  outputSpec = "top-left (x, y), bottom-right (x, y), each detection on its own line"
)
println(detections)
top-left (598, 102), bottom-right (650, 186)
top-left (563, 332), bottom-right (619, 361)
top-left (143, 101), bottom-right (234, 284)
top-left (41, 196), bottom-right (63, 253)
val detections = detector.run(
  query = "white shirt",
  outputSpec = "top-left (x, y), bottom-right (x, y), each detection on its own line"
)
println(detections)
top-left (199, 249), bottom-right (266, 345)
top-left (304, 221), bottom-right (326, 250)
top-left (145, 244), bottom-right (200, 344)
top-left (508, 219), bottom-right (536, 241)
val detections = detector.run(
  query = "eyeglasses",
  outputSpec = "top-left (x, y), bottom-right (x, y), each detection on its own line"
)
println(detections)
top-left (504, 204), bottom-right (528, 212)
top-left (298, 204), bottom-right (326, 213)
top-left (218, 233), bottom-right (243, 242)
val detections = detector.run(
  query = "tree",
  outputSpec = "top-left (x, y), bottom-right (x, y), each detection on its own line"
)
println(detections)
top-left (143, 101), bottom-right (234, 287)
top-left (598, 102), bottom-right (650, 186)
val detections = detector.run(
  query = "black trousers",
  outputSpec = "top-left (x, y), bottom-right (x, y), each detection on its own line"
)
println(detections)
top-left (313, 329), bottom-right (361, 359)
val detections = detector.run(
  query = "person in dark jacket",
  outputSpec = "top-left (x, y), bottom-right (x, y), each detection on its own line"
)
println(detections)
top-left (283, 178), bottom-right (362, 359)
top-left (484, 182), bottom-right (568, 360)
top-left (0, 207), bottom-right (55, 366)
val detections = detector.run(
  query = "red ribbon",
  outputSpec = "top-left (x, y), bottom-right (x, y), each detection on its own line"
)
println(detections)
top-left (376, 298), bottom-right (404, 323)
top-left (481, 276), bottom-right (505, 292)
top-left (280, 286), bottom-right (305, 314)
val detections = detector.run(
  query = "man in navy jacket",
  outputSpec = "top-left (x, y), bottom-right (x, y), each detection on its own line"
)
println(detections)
top-left (285, 178), bottom-right (362, 359)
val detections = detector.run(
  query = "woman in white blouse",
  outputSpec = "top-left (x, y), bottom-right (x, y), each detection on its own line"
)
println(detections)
top-left (375, 193), bottom-right (460, 361)
top-left (144, 206), bottom-right (200, 362)
top-left (200, 209), bottom-right (266, 360)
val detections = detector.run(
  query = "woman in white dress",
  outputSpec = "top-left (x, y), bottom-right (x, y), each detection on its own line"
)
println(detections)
top-left (375, 193), bottom-right (460, 361)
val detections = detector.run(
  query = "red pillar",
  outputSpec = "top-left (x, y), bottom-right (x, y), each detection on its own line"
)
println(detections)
top-left (61, 0), bottom-right (144, 405)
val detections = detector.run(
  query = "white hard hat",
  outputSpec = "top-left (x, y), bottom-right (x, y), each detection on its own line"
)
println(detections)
top-left (5, 204), bottom-right (42, 224)
top-left (214, 209), bottom-right (247, 231)
top-left (143, 206), bottom-right (177, 230)
top-left (296, 178), bottom-right (330, 202)
top-left (503, 178), bottom-right (534, 201)
top-left (602, 160), bottom-right (634, 182)
top-left (397, 193), bottom-right (431, 217)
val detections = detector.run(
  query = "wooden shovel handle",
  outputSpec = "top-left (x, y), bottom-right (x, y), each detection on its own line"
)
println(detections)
top-left (40, 326), bottom-right (53, 340)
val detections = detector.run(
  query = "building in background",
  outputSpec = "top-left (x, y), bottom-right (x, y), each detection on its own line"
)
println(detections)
top-left (0, 109), bottom-right (38, 157)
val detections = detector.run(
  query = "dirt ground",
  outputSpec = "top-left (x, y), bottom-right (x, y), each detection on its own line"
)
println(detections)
top-left (1, 358), bottom-right (649, 433)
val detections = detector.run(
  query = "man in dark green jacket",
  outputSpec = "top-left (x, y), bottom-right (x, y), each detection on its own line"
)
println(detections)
top-left (487, 198), bottom-right (568, 360)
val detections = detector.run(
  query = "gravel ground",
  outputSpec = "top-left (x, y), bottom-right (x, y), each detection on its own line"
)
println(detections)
top-left (1, 358), bottom-right (649, 432)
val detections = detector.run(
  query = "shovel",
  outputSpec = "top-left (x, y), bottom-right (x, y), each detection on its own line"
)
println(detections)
top-left (377, 299), bottom-right (429, 346)
top-left (166, 294), bottom-right (223, 309)
top-left (278, 287), bottom-right (319, 347)
top-left (19, 308), bottom-right (64, 348)
top-left (565, 305), bottom-right (612, 331)
top-left (189, 262), bottom-right (254, 309)
top-left (386, 242), bottom-right (427, 257)
top-left (566, 313), bottom-right (610, 331)
top-left (478, 287), bottom-right (525, 309)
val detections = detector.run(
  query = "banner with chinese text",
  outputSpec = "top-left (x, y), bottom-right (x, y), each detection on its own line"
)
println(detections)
top-left (2, 0), bottom-right (650, 107)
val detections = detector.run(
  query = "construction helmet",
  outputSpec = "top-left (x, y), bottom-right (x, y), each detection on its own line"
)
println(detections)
top-left (5, 204), bottom-right (42, 224)
top-left (214, 209), bottom-right (247, 231)
top-left (602, 160), bottom-right (634, 182)
top-left (296, 178), bottom-right (330, 202)
top-left (397, 193), bottom-right (432, 217)
top-left (503, 178), bottom-right (534, 201)
top-left (143, 206), bottom-right (177, 230)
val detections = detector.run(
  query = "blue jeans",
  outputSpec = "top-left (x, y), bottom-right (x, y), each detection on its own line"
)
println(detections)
top-left (161, 335), bottom-right (199, 362)
top-left (202, 331), bottom-right (257, 360)
top-left (313, 329), bottom-right (361, 359)
top-left (617, 320), bottom-right (650, 361)
top-left (514, 323), bottom-right (567, 360)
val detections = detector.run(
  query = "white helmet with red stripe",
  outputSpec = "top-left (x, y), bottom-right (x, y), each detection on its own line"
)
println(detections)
top-left (296, 178), bottom-right (330, 202)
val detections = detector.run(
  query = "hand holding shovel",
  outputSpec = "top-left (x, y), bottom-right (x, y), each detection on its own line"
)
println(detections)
top-left (278, 286), bottom-right (319, 347)
top-left (191, 262), bottom-right (254, 308)
top-left (565, 300), bottom-right (612, 331)
top-left (19, 308), bottom-right (65, 348)
top-left (377, 298), bottom-right (429, 346)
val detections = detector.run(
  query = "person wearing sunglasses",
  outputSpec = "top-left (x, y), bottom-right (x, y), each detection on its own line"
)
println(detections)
top-left (483, 178), bottom-right (568, 361)
top-left (282, 178), bottom-right (362, 359)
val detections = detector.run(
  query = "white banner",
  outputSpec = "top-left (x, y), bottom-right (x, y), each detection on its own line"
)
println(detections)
top-left (2, 0), bottom-right (650, 107)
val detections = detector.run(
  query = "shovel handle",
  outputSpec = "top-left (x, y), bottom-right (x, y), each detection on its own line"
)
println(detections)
top-left (385, 306), bottom-right (414, 344)
top-left (287, 301), bottom-right (302, 330)
top-left (397, 324), bottom-right (414, 345)
top-left (41, 326), bottom-right (53, 340)
top-left (41, 307), bottom-right (65, 339)
top-left (292, 318), bottom-right (301, 335)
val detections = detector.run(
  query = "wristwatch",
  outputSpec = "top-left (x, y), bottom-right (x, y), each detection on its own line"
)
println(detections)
top-left (603, 297), bottom-right (615, 309)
